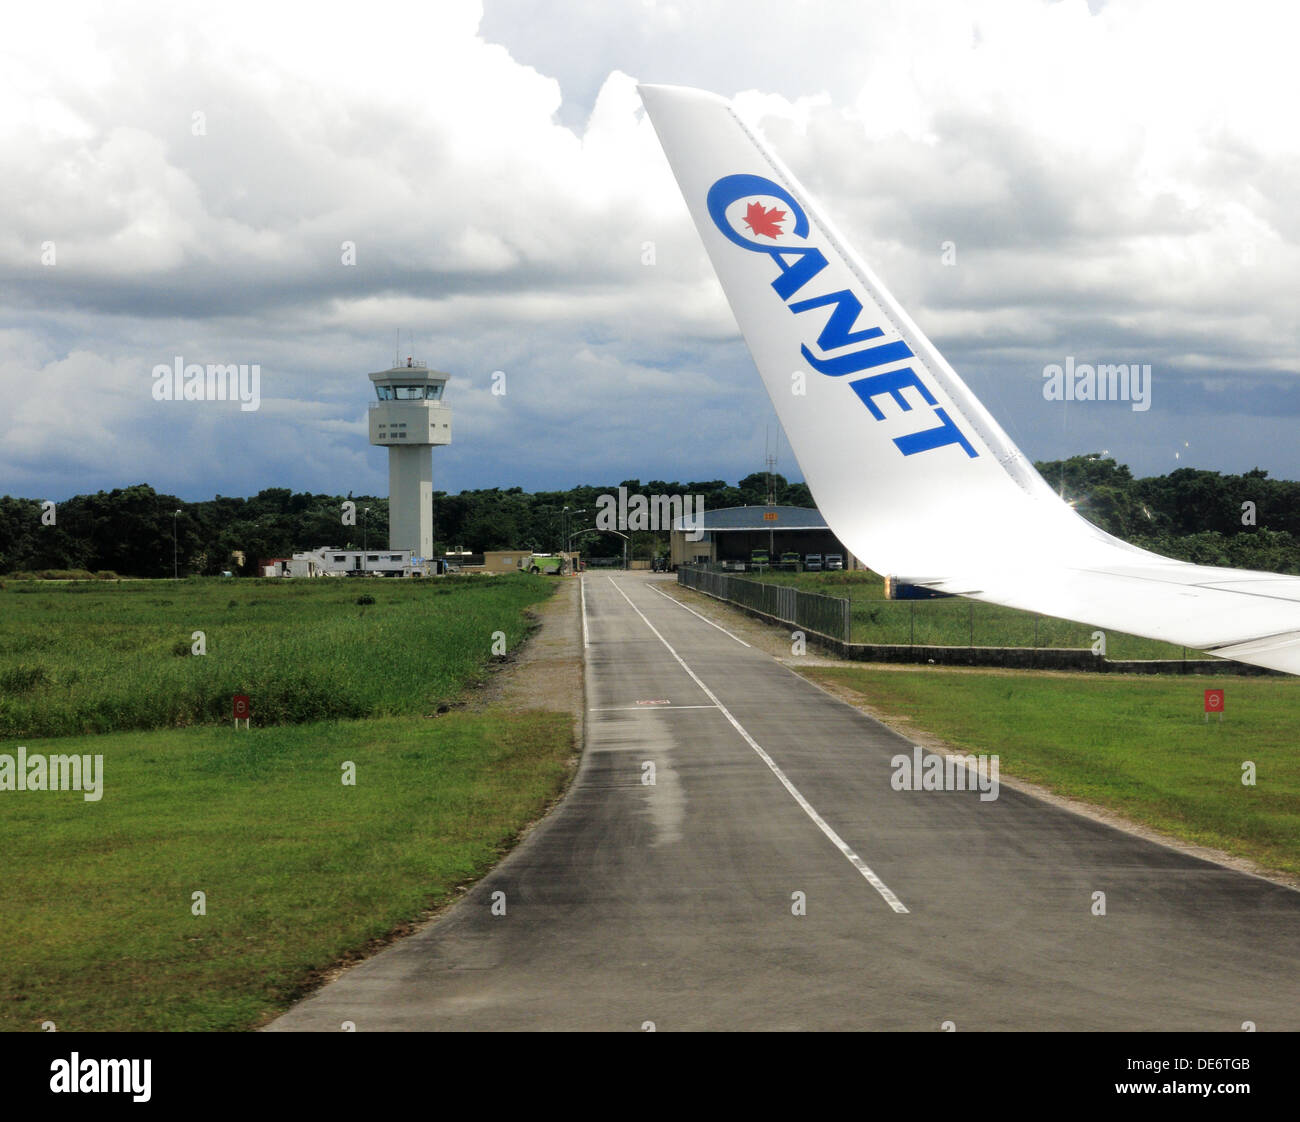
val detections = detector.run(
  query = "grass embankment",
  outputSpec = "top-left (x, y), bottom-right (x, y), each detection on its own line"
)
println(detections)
top-left (750, 569), bottom-right (1205, 660)
top-left (0, 575), bottom-right (575, 1031)
top-left (802, 664), bottom-right (1300, 876)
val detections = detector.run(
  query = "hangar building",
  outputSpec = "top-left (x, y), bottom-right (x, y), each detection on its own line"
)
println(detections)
top-left (669, 505), bottom-right (860, 569)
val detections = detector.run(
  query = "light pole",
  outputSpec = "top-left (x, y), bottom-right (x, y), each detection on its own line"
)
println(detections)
top-left (172, 509), bottom-right (181, 579)
top-left (562, 506), bottom-right (569, 553)
top-left (363, 507), bottom-right (370, 552)
top-left (567, 509), bottom-right (586, 555)
top-left (564, 510), bottom-right (587, 569)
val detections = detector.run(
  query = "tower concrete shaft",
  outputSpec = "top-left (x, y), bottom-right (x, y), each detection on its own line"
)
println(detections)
top-left (387, 443), bottom-right (434, 558)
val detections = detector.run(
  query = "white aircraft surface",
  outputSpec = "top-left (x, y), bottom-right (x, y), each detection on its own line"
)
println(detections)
top-left (640, 83), bottom-right (1300, 675)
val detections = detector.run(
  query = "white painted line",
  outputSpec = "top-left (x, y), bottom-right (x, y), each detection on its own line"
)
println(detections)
top-left (649, 584), bottom-right (752, 647)
top-left (606, 578), bottom-right (908, 914)
top-left (580, 575), bottom-right (590, 649)
top-left (589, 704), bottom-right (721, 712)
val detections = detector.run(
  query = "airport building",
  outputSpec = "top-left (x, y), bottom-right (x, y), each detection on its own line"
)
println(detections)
top-left (669, 505), bottom-right (860, 569)
top-left (262, 548), bottom-right (417, 577)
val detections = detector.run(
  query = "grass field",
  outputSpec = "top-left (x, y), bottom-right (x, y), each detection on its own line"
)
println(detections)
top-left (1, 713), bottom-right (572, 1031)
top-left (748, 568), bottom-right (1206, 659)
top-left (801, 664), bottom-right (1300, 876)
top-left (0, 574), bottom-right (554, 737)
top-left (0, 575), bottom-right (575, 1030)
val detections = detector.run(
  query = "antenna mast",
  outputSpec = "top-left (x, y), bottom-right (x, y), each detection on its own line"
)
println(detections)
top-left (764, 426), bottom-right (778, 506)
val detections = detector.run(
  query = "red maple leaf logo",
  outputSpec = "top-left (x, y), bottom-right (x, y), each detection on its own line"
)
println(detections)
top-left (743, 200), bottom-right (786, 239)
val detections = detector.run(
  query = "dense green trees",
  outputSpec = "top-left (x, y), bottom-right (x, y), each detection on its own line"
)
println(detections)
top-left (2, 458), bottom-right (1297, 577)
top-left (0, 487), bottom-right (391, 577)
top-left (1036, 455), bottom-right (1300, 573)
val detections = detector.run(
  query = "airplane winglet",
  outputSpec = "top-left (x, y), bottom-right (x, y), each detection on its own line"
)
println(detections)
top-left (640, 84), bottom-right (1300, 675)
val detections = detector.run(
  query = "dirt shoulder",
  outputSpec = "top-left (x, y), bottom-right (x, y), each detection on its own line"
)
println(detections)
top-left (468, 576), bottom-right (584, 738)
top-left (459, 575), bottom-right (585, 841)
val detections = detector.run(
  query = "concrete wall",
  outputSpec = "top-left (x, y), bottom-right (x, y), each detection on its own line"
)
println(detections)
top-left (670, 533), bottom-right (715, 568)
top-left (483, 551), bottom-right (527, 572)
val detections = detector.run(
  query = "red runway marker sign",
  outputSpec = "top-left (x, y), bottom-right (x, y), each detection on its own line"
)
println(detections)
top-left (1204, 688), bottom-right (1224, 722)
top-left (233, 693), bottom-right (251, 728)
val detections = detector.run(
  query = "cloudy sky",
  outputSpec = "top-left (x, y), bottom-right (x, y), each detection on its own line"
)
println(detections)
top-left (4, 0), bottom-right (1300, 503)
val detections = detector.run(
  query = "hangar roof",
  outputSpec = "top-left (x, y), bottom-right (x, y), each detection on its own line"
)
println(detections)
top-left (671, 505), bottom-right (831, 532)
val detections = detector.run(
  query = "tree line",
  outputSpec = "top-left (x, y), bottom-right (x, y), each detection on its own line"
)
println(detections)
top-left (2, 457), bottom-right (1298, 578)
top-left (0, 473), bottom-right (810, 577)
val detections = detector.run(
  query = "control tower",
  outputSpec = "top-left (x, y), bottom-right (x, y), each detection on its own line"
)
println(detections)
top-left (368, 357), bottom-right (452, 559)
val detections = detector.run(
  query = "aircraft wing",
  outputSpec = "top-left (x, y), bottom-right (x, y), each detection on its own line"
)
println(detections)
top-left (639, 83), bottom-right (1300, 675)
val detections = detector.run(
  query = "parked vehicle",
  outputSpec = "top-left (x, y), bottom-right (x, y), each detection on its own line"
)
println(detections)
top-left (825, 553), bottom-right (844, 571)
top-left (804, 553), bottom-right (823, 572)
top-left (520, 554), bottom-right (566, 575)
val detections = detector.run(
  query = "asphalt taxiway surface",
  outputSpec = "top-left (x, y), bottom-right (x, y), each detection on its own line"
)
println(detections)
top-left (268, 571), bottom-right (1300, 1031)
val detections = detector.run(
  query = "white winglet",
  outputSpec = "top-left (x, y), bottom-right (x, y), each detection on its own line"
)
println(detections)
top-left (640, 83), bottom-right (1300, 674)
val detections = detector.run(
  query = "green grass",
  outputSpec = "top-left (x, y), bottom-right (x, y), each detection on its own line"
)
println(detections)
top-left (802, 664), bottom-right (1300, 875)
top-left (748, 569), bottom-right (1205, 659)
top-left (0, 575), bottom-right (554, 737)
top-left (0, 574), bottom-right (576, 1030)
top-left (0, 712), bottom-right (572, 1031)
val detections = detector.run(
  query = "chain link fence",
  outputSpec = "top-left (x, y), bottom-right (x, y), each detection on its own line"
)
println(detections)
top-left (672, 567), bottom-right (1248, 669)
top-left (677, 566), bottom-right (851, 640)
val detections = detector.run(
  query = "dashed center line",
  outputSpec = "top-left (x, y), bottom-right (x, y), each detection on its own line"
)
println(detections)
top-left (589, 704), bottom-right (721, 712)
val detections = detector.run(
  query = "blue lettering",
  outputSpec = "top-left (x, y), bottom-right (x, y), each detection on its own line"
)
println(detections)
top-left (706, 171), bottom-right (979, 460)
top-left (848, 367), bottom-right (936, 419)
top-left (804, 339), bottom-right (914, 377)
top-left (850, 371), bottom-right (977, 456)
top-left (893, 407), bottom-right (978, 458)
top-left (768, 247), bottom-right (830, 301)
top-left (788, 289), bottom-right (886, 351)
top-left (705, 174), bottom-right (828, 300)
